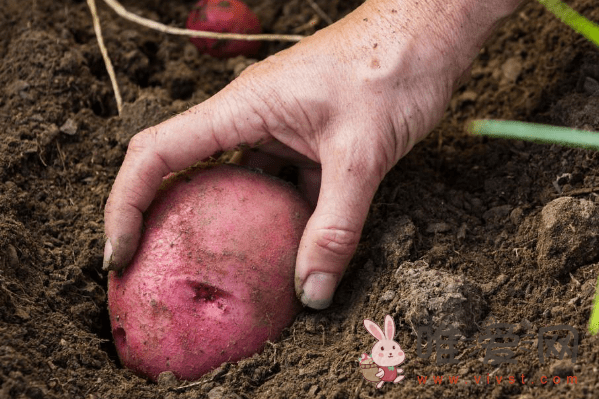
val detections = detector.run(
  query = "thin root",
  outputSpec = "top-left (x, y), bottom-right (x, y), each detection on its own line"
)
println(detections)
top-left (88, 0), bottom-right (123, 116)
top-left (103, 0), bottom-right (304, 42)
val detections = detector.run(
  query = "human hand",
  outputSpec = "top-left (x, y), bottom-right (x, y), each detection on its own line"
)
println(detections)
top-left (104, 0), bottom-right (524, 309)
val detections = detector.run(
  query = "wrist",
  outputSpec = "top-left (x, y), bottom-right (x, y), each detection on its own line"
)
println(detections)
top-left (426, 0), bottom-right (529, 73)
top-left (314, 0), bottom-right (528, 157)
top-left (347, 0), bottom-right (528, 81)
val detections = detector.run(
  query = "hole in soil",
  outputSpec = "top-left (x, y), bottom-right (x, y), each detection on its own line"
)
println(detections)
top-left (87, 54), bottom-right (108, 82)
top-left (90, 93), bottom-right (118, 118)
top-left (170, 78), bottom-right (194, 100)
top-left (91, 98), bottom-right (105, 117)
top-left (141, 40), bottom-right (159, 59)
top-left (98, 302), bottom-right (121, 364)
top-left (71, 28), bottom-right (92, 45)
top-left (132, 70), bottom-right (150, 89)
top-left (139, 40), bottom-right (161, 88)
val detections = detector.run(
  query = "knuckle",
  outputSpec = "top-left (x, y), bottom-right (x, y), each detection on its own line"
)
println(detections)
top-left (127, 127), bottom-right (156, 152)
top-left (348, 143), bottom-right (388, 190)
top-left (125, 127), bottom-right (171, 174)
top-left (104, 194), bottom-right (116, 214)
top-left (314, 225), bottom-right (360, 259)
top-left (216, 80), bottom-right (271, 142)
top-left (231, 67), bottom-right (321, 141)
top-left (361, 148), bottom-right (389, 186)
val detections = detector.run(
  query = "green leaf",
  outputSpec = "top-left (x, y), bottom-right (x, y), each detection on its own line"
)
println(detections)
top-left (468, 120), bottom-right (599, 151)
top-left (537, 0), bottom-right (599, 47)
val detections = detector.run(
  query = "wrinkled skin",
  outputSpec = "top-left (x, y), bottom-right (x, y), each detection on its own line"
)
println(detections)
top-left (104, 0), bottom-right (526, 309)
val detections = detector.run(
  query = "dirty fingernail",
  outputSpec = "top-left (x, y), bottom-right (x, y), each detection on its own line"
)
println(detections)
top-left (103, 238), bottom-right (113, 271)
top-left (300, 272), bottom-right (338, 310)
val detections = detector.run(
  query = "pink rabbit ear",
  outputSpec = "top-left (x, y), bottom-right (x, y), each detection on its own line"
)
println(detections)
top-left (364, 319), bottom-right (385, 341)
top-left (384, 315), bottom-right (395, 340)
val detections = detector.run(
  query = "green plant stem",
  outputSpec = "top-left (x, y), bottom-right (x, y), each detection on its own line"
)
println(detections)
top-left (468, 120), bottom-right (599, 150)
top-left (538, 0), bottom-right (599, 47)
top-left (590, 279), bottom-right (599, 335)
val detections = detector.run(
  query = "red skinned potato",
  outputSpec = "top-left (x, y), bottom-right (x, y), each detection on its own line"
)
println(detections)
top-left (186, 0), bottom-right (262, 58)
top-left (108, 165), bottom-right (311, 381)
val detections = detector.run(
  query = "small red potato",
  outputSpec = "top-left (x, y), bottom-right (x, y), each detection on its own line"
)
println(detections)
top-left (108, 165), bottom-right (310, 381)
top-left (186, 0), bottom-right (262, 58)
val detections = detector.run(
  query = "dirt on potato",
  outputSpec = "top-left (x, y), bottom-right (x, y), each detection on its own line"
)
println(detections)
top-left (1, 0), bottom-right (599, 398)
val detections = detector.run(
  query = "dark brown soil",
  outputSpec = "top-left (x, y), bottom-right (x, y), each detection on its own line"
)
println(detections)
top-left (2, 0), bottom-right (599, 398)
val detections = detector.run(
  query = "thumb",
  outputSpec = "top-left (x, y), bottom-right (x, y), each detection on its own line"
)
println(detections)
top-left (295, 146), bottom-right (382, 309)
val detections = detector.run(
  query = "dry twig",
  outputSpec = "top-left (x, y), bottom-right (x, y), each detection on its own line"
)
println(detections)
top-left (306, 0), bottom-right (334, 25)
top-left (87, 0), bottom-right (123, 115)
top-left (89, 0), bottom-right (306, 118)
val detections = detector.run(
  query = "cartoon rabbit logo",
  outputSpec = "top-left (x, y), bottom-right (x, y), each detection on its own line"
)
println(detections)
top-left (359, 315), bottom-right (405, 389)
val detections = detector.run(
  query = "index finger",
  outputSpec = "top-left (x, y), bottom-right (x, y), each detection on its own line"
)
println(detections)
top-left (103, 92), bottom-right (266, 270)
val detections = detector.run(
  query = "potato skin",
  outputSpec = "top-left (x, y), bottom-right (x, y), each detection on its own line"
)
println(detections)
top-left (108, 165), bottom-right (310, 381)
top-left (186, 0), bottom-right (262, 58)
